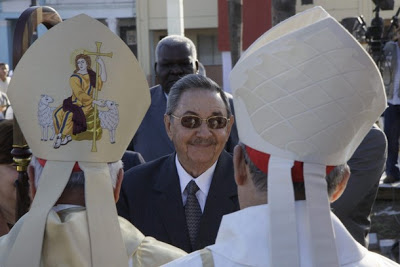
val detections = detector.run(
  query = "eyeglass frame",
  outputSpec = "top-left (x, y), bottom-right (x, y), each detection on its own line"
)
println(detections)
top-left (169, 114), bottom-right (231, 129)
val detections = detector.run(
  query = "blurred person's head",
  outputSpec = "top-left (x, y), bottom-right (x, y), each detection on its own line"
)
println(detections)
top-left (233, 143), bottom-right (350, 209)
top-left (0, 120), bottom-right (17, 226)
top-left (0, 63), bottom-right (9, 82)
top-left (28, 157), bottom-right (124, 205)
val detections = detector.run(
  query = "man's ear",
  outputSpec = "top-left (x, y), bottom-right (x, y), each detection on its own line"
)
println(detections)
top-left (330, 168), bottom-right (350, 203)
top-left (226, 115), bottom-right (235, 139)
top-left (113, 168), bottom-right (124, 203)
top-left (154, 62), bottom-right (159, 83)
top-left (233, 145), bottom-right (247, 186)
top-left (27, 165), bottom-right (37, 201)
top-left (164, 114), bottom-right (173, 140)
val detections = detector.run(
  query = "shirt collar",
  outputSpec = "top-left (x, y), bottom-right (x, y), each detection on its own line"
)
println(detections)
top-left (176, 154), bottom-right (217, 196)
top-left (52, 204), bottom-right (84, 212)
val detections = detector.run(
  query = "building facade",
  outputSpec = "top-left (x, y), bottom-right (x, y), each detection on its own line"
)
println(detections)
top-left (137, 0), bottom-right (221, 86)
top-left (1, 0), bottom-right (400, 89)
top-left (0, 0), bottom-right (136, 70)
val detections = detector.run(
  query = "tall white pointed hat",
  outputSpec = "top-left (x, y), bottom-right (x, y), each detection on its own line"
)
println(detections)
top-left (230, 6), bottom-right (386, 266)
top-left (6, 14), bottom-right (150, 267)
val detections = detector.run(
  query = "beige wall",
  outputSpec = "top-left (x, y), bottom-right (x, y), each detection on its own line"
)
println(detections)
top-left (137, 0), bottom-right (219, 82)
top-left (148, 0), bottom-right (218, 30)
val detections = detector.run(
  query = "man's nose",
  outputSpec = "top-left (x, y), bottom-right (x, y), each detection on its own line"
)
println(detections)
top-left (196, 121), bottom-right (212, 137)
top-left (170, 64), bottom-right (183, 74)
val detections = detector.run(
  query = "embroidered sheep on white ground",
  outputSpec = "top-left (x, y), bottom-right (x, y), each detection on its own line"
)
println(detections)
top-left (99, 100), bottom-right (119, 144)
top-left (38, 94), bottom-right (56, 141)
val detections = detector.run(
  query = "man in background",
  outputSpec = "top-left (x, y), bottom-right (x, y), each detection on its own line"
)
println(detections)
top-left (332, 124), bottom-right (387, 247)
top-left (382, 27), bottom-right (400, 183)
top-left (0, 120), bottom-right (17, 236)
top-left (0, 63), bottom-right (10, 95)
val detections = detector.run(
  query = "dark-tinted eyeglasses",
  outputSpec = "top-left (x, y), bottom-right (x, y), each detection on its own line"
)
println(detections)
top-left (170, 114), bottom-right (230, 129)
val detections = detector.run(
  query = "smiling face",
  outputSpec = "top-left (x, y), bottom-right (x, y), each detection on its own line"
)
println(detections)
top-left (165, 89), bottom-right (233, 177)
top-left (155, 43), bottom-right (198, 94)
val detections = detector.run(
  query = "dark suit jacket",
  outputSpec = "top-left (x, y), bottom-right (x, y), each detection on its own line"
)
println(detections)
top-left (331, 124), bottom-right (387, 247)
top-left (121, 151), bottom-right (145, 172)
top-left (117, 150), bottom-right (239, 252)
top-left (127, 84), bottom-right (239, 162)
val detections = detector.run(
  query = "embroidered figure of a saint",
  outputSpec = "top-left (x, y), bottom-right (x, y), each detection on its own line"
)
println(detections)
top-left (53, 54), bottom-right (106, 148)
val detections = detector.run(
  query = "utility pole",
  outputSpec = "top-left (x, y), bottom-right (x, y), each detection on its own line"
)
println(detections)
top-left (167, 0), bottom-right (184, 36)
top-left (271, 0), bottom-right (296, 26)
top-left (227, 0), bottom-right (242, 67)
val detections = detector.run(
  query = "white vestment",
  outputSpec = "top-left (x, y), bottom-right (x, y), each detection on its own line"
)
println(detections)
top-left (164, 202), bottom-right (399, 267)
top-left (0, 206), bottom-right (186, 266)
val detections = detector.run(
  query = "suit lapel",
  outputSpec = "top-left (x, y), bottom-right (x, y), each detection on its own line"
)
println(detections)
top-left (153, 86), bottom-right (175, 151)
top-left (153, 154), bottom-right (191, 252)
top-left (196, 151), bottom-right (239, 250)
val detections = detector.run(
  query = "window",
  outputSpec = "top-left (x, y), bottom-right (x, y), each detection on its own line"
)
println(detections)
top-left (197, 35), bottom-right (221, 65)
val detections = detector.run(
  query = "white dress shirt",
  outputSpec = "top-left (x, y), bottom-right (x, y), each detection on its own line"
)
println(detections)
top-left (0, 77), bottom-right (10, 94)
top-left (175, 154), bottom-right (217, 212)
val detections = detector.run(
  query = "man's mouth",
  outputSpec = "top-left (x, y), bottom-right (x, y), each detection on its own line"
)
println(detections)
top-left (190, 139), bottom-right (216, 146)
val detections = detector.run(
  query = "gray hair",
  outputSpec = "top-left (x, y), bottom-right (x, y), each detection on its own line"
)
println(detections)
top-left (30, 156), bottom-right (123, 189)
top-left (239, 143), bottom-right (349, 198)
top-left (155, 35), bottom-right (197, 62)
top-left (166, 74), bottom-right (232, 117)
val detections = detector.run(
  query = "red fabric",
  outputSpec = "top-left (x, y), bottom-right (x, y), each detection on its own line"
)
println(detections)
top-left (292, 161), bottom-right (304, 183)
top-left (244, 145), bottom-right (335, 182)
top-left (37, 158), bottom-right (82, 172)
top-left (245, 146), bottom-right (270, 174)
top-left (218, 0), bottom-right (272, 51)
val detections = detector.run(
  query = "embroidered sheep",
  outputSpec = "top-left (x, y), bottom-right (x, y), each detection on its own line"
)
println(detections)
top-left (38, 94), bottom-right (56, 141)
top-left (99, 100), bottom-right (119, 144)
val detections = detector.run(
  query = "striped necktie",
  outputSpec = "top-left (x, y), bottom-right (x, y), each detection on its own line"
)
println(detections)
top-left (185, 180), bottom-right (202, 250)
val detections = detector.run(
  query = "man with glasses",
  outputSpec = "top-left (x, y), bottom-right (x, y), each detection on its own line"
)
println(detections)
top-left (127, 35), bottom-right (238, 162)
top-left (117, 74), bottom-right (239, 253)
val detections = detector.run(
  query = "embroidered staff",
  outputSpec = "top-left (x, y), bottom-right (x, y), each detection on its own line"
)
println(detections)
top-left (83, 42), bottom-right (112, 152)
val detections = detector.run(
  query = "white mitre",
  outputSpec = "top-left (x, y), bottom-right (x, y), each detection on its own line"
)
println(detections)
top-left (6, 14), bottom-right (150, 267)
top-left (230, 6), bottom-right (386, 267)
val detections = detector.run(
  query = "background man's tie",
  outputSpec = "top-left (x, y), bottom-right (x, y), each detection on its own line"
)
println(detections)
top-left (185, 180), bottom-right (202, 249)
